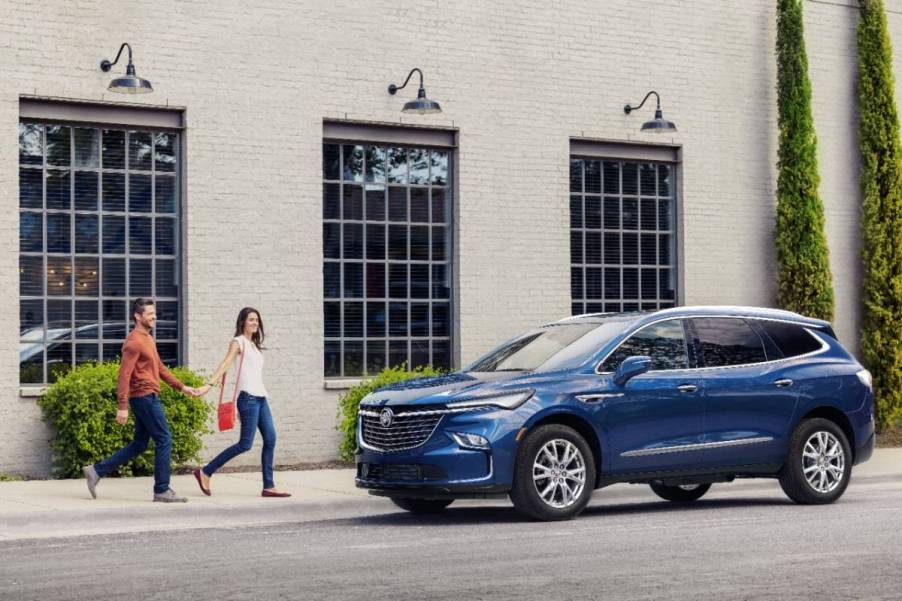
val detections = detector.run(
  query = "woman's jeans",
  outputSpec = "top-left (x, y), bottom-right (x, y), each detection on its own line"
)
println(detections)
top-left (203, 392), bottom-right (276, 489)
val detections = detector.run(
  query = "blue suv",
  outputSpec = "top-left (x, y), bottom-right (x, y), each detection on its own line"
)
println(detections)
top-left (355, 307), bottom-right (876, 520)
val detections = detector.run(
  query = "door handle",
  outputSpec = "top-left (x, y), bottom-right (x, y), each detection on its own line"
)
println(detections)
top-left (774, 378), bottom-right (793, 388)
top-left (677, 384), bottom-right (698, 393)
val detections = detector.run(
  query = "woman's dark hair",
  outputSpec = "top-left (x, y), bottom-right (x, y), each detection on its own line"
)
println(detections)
top-left (234, 307), bottom-right (265, 350)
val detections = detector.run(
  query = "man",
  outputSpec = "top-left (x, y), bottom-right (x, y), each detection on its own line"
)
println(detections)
top-left (83, 297), bottom-right (198, 502)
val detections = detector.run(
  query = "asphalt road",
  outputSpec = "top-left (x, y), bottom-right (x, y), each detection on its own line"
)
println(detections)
top-left (2, 477), bottom-right (901, 601)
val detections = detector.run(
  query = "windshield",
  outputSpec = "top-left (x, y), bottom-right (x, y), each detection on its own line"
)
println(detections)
top-left (465, 320), bottom-right (632, 373)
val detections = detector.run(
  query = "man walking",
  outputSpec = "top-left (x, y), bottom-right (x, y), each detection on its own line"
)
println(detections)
top-left (83, 298), bottom-right (197, 502)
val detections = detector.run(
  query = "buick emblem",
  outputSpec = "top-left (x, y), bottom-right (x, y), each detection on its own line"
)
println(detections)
top-left (379, 408), bottom-right (394, 427)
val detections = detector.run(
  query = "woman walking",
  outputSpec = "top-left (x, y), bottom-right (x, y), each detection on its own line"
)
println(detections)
top-left (193, 307), bottom-right (291, 497)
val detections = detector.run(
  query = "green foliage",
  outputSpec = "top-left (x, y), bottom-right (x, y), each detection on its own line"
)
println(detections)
top-left (857, 0), bottom-right (902, 431)
top-left (0, 473), bottom-right (25, 482)
top-left (36, 362), bottom-right (213, 478)
top-left (774, 0), bottom-right (834, 320)
top-left (336, 364), bottom-right (444, 461)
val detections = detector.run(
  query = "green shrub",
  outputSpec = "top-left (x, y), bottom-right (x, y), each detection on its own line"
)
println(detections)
top-left (336, 364), bottom-right (444, 461)
top-left (774, 0), bottom-right (835, 321)
top-left (37, 362), bottom-right (213, 478)
top-left (857, 0), bottom-right (902, 431)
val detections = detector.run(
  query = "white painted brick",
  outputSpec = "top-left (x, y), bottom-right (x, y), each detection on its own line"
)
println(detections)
top-left (0, 0), bottom-right (899, 475)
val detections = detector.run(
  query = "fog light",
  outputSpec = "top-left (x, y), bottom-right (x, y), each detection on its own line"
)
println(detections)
top-left (449, 432), bottom-right (490, 450)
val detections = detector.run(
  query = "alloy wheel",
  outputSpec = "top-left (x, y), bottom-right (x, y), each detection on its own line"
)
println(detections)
top-left (532, 438), bottom-right (586, 509)
top-left (802, 431), bottom-right (846, 494)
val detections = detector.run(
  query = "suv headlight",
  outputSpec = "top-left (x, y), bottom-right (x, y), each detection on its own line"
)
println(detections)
top-left (856, 369), bottom-right (873, 390)
top-left (445, 389), bottom-right (534, 410)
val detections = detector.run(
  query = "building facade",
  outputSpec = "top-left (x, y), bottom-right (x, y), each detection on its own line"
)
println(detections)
top-left (1, 0), bottom-right (897, 476)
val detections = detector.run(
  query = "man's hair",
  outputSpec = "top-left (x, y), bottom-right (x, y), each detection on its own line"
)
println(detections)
top-left (132, 297), bottom-right (155, 320)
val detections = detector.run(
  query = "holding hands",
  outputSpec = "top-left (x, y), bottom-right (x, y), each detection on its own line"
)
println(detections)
top-left (182, 383), bottom-right (214, 398)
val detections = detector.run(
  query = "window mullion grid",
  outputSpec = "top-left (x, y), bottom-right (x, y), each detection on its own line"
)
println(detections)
top-left (68, 126), bottom-right (75, 371)
top-left (339, 145), bottom-right (345, 377)
top-left (42, 124), bottom-right (48, 383)
top-left (151, 133), bottom-right (156, 343)
top-left (124, 131), bottom-right (131, 342)
top-left (361, 148), bottom-right (368, 376)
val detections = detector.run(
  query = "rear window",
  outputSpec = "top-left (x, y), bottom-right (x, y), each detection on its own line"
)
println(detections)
top-left (758, 321), bottom-right (823, 358)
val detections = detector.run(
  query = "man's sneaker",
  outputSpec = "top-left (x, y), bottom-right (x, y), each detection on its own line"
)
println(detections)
top-left (82, 465), bottom-right (100, 499)
top-left (153, 488), bottom-right (188, 503)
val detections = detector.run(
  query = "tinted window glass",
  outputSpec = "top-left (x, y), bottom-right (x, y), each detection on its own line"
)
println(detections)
top-left (693, 318), bottom-right (766, 367)
top-left (602, 319), bottom-right (688, 372)
top-left (759, 321), bottom-right (822, 358)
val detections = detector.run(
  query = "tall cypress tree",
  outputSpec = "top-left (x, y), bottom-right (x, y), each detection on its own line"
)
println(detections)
top-left (857, 0), bottom-right (902, 431)
top-left (774, 0), bottom-right (834, 321)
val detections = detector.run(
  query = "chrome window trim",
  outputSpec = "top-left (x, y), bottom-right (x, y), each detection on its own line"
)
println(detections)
top-left (594, 315), bottom-right (830, 375)
top-left (620, 436), bottom-right (774, 457)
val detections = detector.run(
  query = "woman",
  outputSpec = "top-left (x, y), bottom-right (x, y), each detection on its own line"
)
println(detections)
top-left (193, 307), bottom-right (291, 497)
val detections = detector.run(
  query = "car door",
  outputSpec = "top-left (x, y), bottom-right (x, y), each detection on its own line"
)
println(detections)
top-left (689, 317), bottom-right (799, 467)
top-left (593, 318), bottom-right (706, 474)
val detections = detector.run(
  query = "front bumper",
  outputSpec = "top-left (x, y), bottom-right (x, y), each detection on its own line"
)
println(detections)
top-left (354, 405), bottom-right (523, 497)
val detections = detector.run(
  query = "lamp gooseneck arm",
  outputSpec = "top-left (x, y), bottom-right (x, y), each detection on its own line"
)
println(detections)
top-left (624, 90), bottom-right (661, 115)
top-left (388, 68), bottom-right (425, 95)
top-left (100, 42), bottom-right (134, 72)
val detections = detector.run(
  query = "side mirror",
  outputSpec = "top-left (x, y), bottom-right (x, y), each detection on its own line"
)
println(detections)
top-left (613, 355), bottom-right (652, 386)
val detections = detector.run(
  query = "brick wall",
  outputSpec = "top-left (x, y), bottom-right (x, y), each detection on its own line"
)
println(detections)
top-left (0, 0), bottom-right (898, 476)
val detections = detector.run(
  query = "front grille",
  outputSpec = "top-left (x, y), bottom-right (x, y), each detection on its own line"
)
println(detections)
top-left (357, 463), bottom-right (447, 482)
top-left (359, 406), bottom-right (444, 452)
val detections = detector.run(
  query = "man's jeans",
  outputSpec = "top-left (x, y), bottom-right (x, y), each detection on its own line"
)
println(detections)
top-left (94, 394), bottom-right (173, 494)
top-left (203, 392), bottom-right (276, 489)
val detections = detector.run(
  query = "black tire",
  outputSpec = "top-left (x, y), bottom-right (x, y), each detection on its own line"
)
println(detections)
top-left (779, 417), bottom-right (852, 505)
top-left (649, 482), bottom-right (711, 502)
top-left (389, 497), bottom-right (454, 514)
top-left (509, 424), bottom-right (596, 521)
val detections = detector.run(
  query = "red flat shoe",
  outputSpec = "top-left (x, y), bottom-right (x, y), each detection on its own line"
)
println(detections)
top-left (193, 468), bottom-right (211, 496)
top-left (261, 489), bottom-right (291, 498)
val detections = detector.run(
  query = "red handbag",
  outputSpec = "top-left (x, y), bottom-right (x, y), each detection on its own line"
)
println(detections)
top-left (217, 340), bottom-right (245, 432)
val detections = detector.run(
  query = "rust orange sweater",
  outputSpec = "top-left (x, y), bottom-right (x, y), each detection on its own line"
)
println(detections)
top-left (116, 327), bottom-right (185, 409)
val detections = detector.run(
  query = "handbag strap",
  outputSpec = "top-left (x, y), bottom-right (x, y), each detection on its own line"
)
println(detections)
top-left (218, 337), bottom-right (246, 406)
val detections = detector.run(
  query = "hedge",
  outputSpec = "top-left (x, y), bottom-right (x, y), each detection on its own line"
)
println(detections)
top-left (37, 362), bottom-right (212, 478)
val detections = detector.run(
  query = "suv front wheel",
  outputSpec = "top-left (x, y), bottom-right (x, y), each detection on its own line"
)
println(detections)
top-left (779, 417), bottom-right (852, 505)
top-left (510, 424), bottom-right (596, 521)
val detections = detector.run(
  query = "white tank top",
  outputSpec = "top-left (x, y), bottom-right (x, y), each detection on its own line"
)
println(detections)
top-left (234, 336), bottom-right (268, 397)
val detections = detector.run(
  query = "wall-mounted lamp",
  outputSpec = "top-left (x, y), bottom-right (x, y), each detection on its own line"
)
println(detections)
top-left (388, 68), bottom-right (441, 114)
top-left (624, 91), bottom-right (676, 133)
top-left (100, 43), bottom-right (153, 94)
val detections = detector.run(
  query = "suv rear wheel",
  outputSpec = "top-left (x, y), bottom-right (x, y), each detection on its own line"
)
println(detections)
top-left (649, 482), bottom-right (711, 502)
top-left (510, 424), bottom-right (596, 521)
top-left (390, 498), bottom-right (454, 514)
top-left (779, 417), bottom-right (852, 505)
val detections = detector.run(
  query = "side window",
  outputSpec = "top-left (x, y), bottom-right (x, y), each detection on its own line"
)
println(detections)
top-left (602, 319), bottom-right (688, 372)
top-left (758, 321), bottom-right (823, 358)
top-left (693, 318), bottom-right (766, 368)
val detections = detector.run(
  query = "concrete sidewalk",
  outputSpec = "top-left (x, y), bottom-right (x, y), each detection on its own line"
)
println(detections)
top-left (1, 449), bottom-right (899, 541)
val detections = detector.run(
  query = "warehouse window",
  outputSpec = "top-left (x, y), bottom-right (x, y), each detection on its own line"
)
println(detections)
top-left (19, 121), bottom-right (181, 384)
top-left (569, 153), bottom-right (678, 315)
top-left (322, 135), bottom-right (453, 378)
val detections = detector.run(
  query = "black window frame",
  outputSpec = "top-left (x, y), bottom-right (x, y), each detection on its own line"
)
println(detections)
top-left (19, 113), bottom-right (184, 386)
top-left (322, 125), bottom-right (456, 379)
